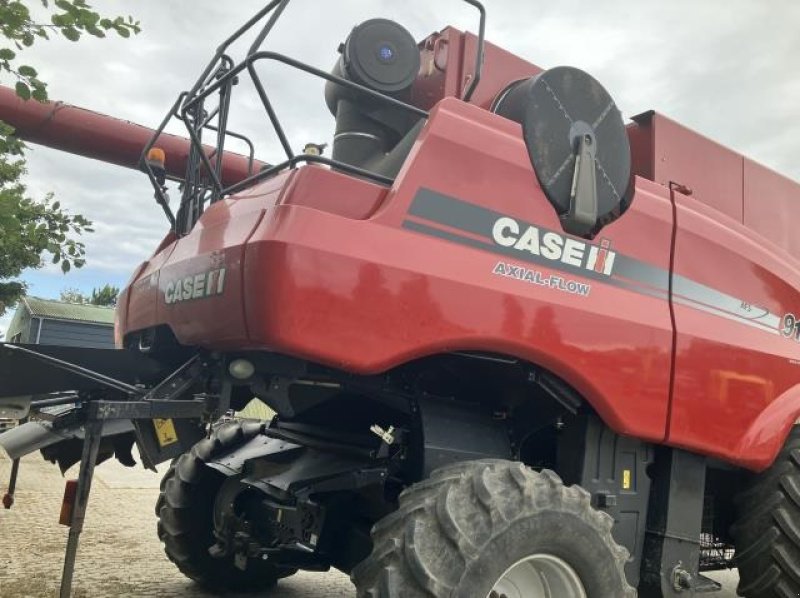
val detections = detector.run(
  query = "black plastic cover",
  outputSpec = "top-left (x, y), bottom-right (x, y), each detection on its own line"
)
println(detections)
top-left (557, 414), bottom-right (654, 587)
top-left (494, 67), bottom-right (632, 224)
top-left (343, 18), bottom-right (420, 94)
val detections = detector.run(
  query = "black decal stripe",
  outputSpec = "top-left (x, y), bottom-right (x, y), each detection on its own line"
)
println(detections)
top-left (408, 188), bottom-right (496, 238)
top-left (407, 187), bottom-right (787, 336)
top-left (402, 219), bottom-right (669, 300)
top-left (402, 219), bottom-right (496, 254)
top-left (403, 219), bottom-right (609, 285)
top-left (404, 213), bottom-right (493, 243)
top-left (407, 207), bottom-right (783, 330)
top-left (613, 255), bottom-right (670, 292)
top-left (410, 187), bottom-right (672, 292)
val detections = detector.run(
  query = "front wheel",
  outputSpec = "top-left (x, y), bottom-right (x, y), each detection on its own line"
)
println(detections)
top-left (156, 421), bottom-right (290, 591)
top-left (352, 459), bottom-right (634, 598)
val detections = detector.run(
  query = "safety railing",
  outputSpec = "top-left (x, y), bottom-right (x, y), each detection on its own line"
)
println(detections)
top-left (141, 0), bottom-right (486, 234)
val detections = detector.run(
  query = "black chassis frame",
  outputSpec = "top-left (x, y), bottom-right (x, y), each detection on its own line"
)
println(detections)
top-left (197, 351), bottom-right (521, 573)
top-left (1, 341), bottom-right (733, 593)
top-left (201, 351), bottom-right (722, 593)
top-left (558, 415), bottom-right (725, 596)
top-left (140, 0), bottom-right (487, 236)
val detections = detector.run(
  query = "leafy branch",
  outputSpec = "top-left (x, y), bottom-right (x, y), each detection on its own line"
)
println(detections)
top-left (0, 0), bottom-right (140, 101)
top-left (0, 1), bottom-right (140, 315)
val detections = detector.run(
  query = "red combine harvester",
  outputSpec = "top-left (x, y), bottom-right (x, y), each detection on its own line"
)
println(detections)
top-left (1, 2), bottom-right (799, 597)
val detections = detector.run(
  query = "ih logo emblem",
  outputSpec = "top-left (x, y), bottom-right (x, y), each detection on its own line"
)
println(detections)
top-left (588, 239), bottom-right (615, 275)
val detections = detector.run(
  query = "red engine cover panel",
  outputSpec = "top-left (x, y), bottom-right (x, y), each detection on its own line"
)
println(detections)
top-left (669, 191), bottom-right (800, 469)
top-left (629, 111), bottom-right (744, 222)
top-left (241, 99), bottom-right (675, 443)
top-left (122, 97), bottom-right (800, 471)
top-left (744, 158), bottom-right (800, 260)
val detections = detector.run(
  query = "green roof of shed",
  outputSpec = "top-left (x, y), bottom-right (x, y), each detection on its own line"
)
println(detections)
top-left (21, 297), bottom-right (115, 325)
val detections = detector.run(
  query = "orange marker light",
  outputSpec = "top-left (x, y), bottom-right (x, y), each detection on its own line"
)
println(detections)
top-left (146, 147), bottom-right (166, 168)
top-left (146, 147), bottom-right (167, 185)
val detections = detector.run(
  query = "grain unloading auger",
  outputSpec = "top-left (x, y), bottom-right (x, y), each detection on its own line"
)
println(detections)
top-left (3, 1), bottom-right (800, 597)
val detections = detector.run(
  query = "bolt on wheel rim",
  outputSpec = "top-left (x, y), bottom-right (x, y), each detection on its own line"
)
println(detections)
top-left (488, 553), bottom-right (587, 598)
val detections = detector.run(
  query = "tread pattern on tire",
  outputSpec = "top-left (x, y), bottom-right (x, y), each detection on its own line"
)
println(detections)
top-left (733, 426), bottom-right (800, 598)
top-left (352, 459), bottom-right (635, 598)
top-left (156, 420), bottom-right (279, 591)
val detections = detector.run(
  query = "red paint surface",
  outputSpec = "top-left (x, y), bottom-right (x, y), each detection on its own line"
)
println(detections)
top-left (744, 158), bottom-right (800, 259)
top-left (110, 31), bottom-right (800, 472)
top-left (279, 166), bottom-right (388, 220)
top-left (124, 99), bottom-right (675, 447)
top-left (627, 111), bottom-right (800, 469)
top-left (669, 193), bottom-right (800, 469)
top-left (629, 112), bottom-right (744, 222)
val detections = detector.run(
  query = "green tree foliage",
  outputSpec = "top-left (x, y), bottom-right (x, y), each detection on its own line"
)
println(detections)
top-left (89, 283), bottom-right (118, 306)
top-left (0, 0), bottom-right (140, 101)
top-left (59, 284), bottom-right (119, 306)
top-left (1, 120), bottom-right (93, 313)
top-left (0, 1), bottom-right (140, 316)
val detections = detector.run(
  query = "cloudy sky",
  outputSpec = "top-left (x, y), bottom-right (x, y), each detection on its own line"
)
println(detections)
top-left (1, 0), bottom-right (798, 334)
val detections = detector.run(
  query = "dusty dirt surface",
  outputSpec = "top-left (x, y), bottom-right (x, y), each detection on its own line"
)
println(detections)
top-left (0, 451), bottom-right (353, 597)
top-left (1, 451), bottom-right (740, 597)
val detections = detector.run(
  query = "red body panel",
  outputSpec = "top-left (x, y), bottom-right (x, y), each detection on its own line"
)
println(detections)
top-left (629, 112), bottom-right (744, 222)
top-left (669, 193), bottom-right (800, 468)
top-left (116, 35), bottom-right (800, 473)
top-left (125, 99), bottom-right (675, 446)
top-left (744, 158), bottom-right (800, 259)
top-left (625, 112), bottom-right (800, 469)
top-left (127, 173), bottom-right (293, 347)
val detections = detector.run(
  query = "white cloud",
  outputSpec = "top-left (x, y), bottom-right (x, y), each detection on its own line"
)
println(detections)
top-left (2, 0), bottom-right (798, 301)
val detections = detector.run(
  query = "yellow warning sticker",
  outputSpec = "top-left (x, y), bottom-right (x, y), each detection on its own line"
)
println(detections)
top-left (622, 469), bottom-right (632, 490)
top-left (153, 418), bottom-right (178, 447)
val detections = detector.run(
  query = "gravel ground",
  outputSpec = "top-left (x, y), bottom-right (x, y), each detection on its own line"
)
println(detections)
top-left (0, 451), bottom-right (352, 597)
top-left (0, 450), bottom-right (740, 597)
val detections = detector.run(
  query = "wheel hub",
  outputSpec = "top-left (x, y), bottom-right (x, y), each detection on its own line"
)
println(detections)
top-left (488, 553), bottom-right (587, 598)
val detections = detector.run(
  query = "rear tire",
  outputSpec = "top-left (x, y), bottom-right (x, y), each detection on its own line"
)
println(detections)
top-left (156, 421), bottom-right (286, 591)
top-left (352, 459), bottom-right (634, 598)
top-left (732, 425), bottom-right (800, 598)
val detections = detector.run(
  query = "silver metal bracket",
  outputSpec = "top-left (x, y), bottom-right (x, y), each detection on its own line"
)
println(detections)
top-left (563, 132), bottom-right (599, 237)
top-left (370, 424), bottom-right (396, 445)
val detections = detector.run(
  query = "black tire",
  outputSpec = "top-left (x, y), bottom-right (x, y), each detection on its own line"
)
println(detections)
top-left (156, 420), bottom-right (287, 591)
top-left (352, 459), bottom-right (634, 598)
top-left (732, 426), bottom-right (800, 598)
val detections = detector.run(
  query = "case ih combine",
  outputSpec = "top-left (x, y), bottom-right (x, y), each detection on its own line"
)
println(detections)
top-left (1, 1), bottom-right (799, 597)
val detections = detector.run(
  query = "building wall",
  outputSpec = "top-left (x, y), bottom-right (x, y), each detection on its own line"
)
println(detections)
top-left (28, 318), bottom-right (40, 343)
top-left (5, 308), bottom-right (32, 343)
top-left (37, 319), bottom-right (114, 349)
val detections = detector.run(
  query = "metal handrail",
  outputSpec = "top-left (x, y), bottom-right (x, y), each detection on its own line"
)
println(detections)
top-left (141, 0), bottom-right (487, 235)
